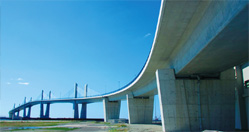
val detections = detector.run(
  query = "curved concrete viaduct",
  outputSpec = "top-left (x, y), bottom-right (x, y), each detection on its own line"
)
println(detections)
top-left (9, 0), bottom-right (249, 131)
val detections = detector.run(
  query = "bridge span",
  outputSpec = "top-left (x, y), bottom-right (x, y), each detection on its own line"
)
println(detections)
top-left (9, 0), bottom-right (249, 131)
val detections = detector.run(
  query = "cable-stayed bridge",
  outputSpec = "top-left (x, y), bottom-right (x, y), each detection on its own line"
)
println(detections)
top-left (9, 83), bottom-right (106, 119)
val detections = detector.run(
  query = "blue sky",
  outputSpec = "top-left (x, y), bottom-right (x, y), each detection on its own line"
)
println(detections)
top-left (1, 0), bottom-right (249, 119)
top-left (0, 0), bottom-right (162, 118)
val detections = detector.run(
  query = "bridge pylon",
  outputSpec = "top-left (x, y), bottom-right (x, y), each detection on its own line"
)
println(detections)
top-left (74, 83), bottom-right (79, 119)
top-left (40, 90), bottom-right (44, 118)
top-left (84, 84), bottom-right (88, 97)
top-left (23, 97), bottom-right (26, 118)
top-left (80, 84), bottom-right (87, 119)
top-left (75, 83), bottom-right (78, 98)
top-left (80, 103), bottom-right (87, 119)
top-left (26, 97), bottom-right (32, 118)
top-left (27, 106), bottom-right (31, 118)
top-left (45, 91), bottom-right (51, 118)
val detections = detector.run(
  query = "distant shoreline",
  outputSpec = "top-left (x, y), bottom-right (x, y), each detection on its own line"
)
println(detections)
top-left (0, 117), bottom-right (104, 121)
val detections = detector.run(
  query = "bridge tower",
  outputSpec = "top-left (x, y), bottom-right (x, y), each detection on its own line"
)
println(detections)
top-left (40, 90), bottom-right (44, 118)
top-left (16, 109), bottom-right (19, 118)
top-left (10, 104), bottom-right (15, 119)
top-left (45, 91), bottom-right (51, 118)
top-left (27, 97), bottom-right (32, 118)
top-left (74, 83), bottom-right (78, 98)
top-left (80, 84), bottom-right (88, 119)
top-left (84, 84), bottom-right (88, 97)
top-left (23, 97), bottom-right (26, 118)
top-left (73, 83), bottom-right (79, 119)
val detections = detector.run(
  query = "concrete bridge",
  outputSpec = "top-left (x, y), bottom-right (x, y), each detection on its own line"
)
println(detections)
top-left (9, 0), bottom-right (249, 131)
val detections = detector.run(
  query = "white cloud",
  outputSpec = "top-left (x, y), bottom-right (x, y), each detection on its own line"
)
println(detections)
top-left (18, 82), bottom-right (29, 85)
top-left (6, 82), bottom-right (11, 85)
top-left (144, 33), bottom-right (151, 38)
top-left (17, 78), bottom-right (23, 81)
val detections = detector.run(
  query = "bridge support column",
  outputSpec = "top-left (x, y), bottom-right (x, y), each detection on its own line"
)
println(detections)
top-left (126, 94), bottom-right (154, 124)
top-left (40, 103), bottom-right (44, 118)
top-left (27, 106), bottom-right (31, 118)
top-left (235, 66), bottom-right (248, 130)
top-left (45, 103), bottom-right (50, 118)
top-left (156, 68), bottom-right (235, 132)
top-left (103, 98), bottom-right (120, 122)
top-left (23, 97), bottom-right (26, 118)
top-left (80, 103), bottom-right (87, 119)
top-left (16, 110), bottom-right (20, 119)
top-left (9, 112), bottom-right (15, 119)
top-left (10, 104), bottom-right (15, 119)
top-left (23, 107), bottom-right (26, 118)
top-left (40, 90), bottom-right (44, 118)
top-left (9, 113), bottom-right (13, 119)
top-left (73, 102), bottom-right (79, 119)
top-left (11, 111), bottom-right (17, 119)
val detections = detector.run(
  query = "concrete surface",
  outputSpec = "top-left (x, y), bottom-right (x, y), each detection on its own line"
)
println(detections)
top-left (103, 98), bottom-right (120, 122)
top-left (127, 94), bottom-right (154, 124)
top-left (80, 103), bottom-right (87, 119)
top-left (156, 68), bottom-right (236, 132)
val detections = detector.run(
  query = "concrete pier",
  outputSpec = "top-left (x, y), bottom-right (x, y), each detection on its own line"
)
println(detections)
top-left (73, 102), bottom-right (79, 119)
top-left (16, 110), bottom-right (19, 118)
top-left (40, 104), bottom-right (44, 118)
top-left (245, 81), bottom-right (249, 130)
top-left (127, 94), bottom-right (154, 124)
top-left (23, 108), bottom-right (26, 118)
top-left (40, 90), bottom-right (44, 118)
top-left (103, 98), bottom-right (120, 122)
top-left (80, 103), bottom-right (87, 119)
top-left (156, 68), bottom-right (236, 132)
top-left (23, 97), bottom-right (26, 117)
top-left (235, 66), bottom-right (248, 130)
top-left (27, 106), bottom-right (31, 118)
top-left (45, 104), bottom-right (50, 118)
top-left (44, 91), bottom-right (52, 118)
top-left (73, 83), bottom-right (79, 119)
